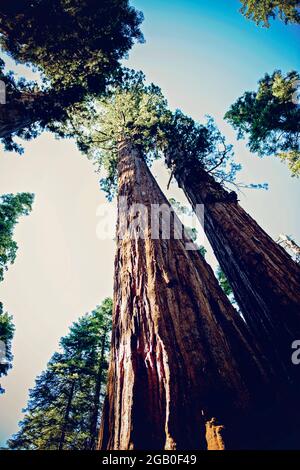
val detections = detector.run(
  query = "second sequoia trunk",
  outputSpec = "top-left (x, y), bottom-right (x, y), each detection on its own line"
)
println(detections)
top-left (168, 155), bottom-right (300, 388)
top-left (98, 142), bottom-right (284, 450)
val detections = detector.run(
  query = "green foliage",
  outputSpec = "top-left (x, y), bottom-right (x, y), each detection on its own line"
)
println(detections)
top-left (0, 1), bottom-right (143, 91)
top-left (278, 150), bottom-right (300, 177)
top-left (225, 70), bottom-right (300, 177)
top-left (55, 70), bottom-right (260, 200)
top-left (239, 0), bottom-right (300, 26)
top-left (7, 298), bottom-right (112, 450)
top-left (0, 192), bottom-right (33, 392)
top-left (53, 70), bottom-right (171, 199)
top-left (216, 267), bottom-right (238, 307)
top-left (165, 111), bottom-right (241, 185)
top-left (217, 267), bottom-right (233, 297)
top-left (0, 302), bottom-right (15, 393)
top-left (198, 245), bottom-right (207, 258)
top-left (0, 192), bottom-right (34, 282)
top-left (0, 1), bottom-right (143, 151)
top-left (56, 72), bottom-right (244, 200)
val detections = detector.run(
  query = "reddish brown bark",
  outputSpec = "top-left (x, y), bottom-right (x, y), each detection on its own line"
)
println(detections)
top-left (170, 157), bottom-right (300, 389)
top-left (98, 143), bottom-right (281, 450)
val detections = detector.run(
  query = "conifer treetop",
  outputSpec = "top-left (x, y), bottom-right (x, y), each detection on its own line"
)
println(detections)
top-left (239, 0), bottom-right (300, 27)
top-left (225, 70), bottom-right (300, 177)
top-left (0, 1), bottom-right (144, 92)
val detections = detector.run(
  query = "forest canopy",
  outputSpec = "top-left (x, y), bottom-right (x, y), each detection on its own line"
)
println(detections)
top-left (7, 299), bottom-right (112, 450)
top-left (239, 0), bottom-right (300, 26)
top-left (225, 70), bottom-right (300, 177)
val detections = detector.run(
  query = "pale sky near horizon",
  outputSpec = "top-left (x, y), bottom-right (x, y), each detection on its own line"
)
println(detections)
top-left (0, 0), bottom-right (299, 446)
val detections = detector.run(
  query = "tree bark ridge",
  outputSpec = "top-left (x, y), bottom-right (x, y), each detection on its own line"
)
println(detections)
top-left (99, 143), bottom-right (276, 450)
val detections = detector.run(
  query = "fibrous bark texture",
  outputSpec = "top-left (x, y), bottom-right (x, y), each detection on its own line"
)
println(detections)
top-left (171, 157), bottom-right (300, 390)
top-left (98, 143), bottom-right (277, 451)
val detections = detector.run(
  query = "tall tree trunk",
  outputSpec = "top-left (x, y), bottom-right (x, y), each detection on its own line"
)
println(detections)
top-left (0, 87), bottom-right (84, 140)
top-left (0, 95), bottom-right (37, 139)
top-left (58, 379), bottom-right (75, 451)
top-left (88, 328), bottom-right (108, 450)
top-left (168, 156), bottom-right (300, 388)
top-left (98, 142), bottom-right (277, 451)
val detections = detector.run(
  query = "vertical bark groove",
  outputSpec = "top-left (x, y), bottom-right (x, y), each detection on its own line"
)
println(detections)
top-left (171, 158), bottom-right (300, 390)
top-left (98, 143), bottom-right (278, 450)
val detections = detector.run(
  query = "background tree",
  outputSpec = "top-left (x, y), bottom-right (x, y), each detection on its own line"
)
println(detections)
top-left (216, 268), bottom-right (238, 307)
top-left (0, 302), bottom-right (14, 394)
top-left (0, 192), bottom-right (34, 281)
top-left (239, 0), bottom-right (300, 26)
top-left (217, 268), bottom-right (232, 297)
top-left (225, 70), bottom-right (300, 177)
top-left (0, 192), bottom-right (34, 391)
top-left (7, 299), bottom-right (112, 450)
top-left (0, 0), bottom-right (144, 148)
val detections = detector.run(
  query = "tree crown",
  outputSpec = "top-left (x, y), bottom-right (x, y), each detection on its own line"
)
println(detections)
top-left (0, 302), bottom-right (15, 393)
top-left (0, 1), bottom-right (144, 92)
top-left (239, 0), bottom-right (300, 27)
top-left (164, 110), bottom-right (241, 186)
top-left (7, 298), bottom-right (112, 450)
top-left (53, 70), bottom-right (171, 199)
top-left (225, 70), bottom-right (300, 177)
top-left (0, 192), bottom-right (34, 282)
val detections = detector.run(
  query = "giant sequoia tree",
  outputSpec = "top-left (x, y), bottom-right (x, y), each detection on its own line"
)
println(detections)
top-left (0, 0), bottom-right (143, 148)
top-left (57, 73), bottom-right (293, 450)
top-left (7, 299), bottom-right (112, 450)
top-left (225, 70), bottom-right (300, 177)
top-left (165, 111), bottom-right (300, 398)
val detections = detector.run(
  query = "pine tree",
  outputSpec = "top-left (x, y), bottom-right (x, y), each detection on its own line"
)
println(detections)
top-left (225, 70), bottom-right (300, 177)
top-left (0, 1), bottom-right (143, 149)
top-left (0, 302), bottom-right (14, 394)
top-left (7, 299), bottom-right (112, 450)
top-left (0, 192), bottom-right (34, 392)
top-left (0, 192), bottom-right (34, 282)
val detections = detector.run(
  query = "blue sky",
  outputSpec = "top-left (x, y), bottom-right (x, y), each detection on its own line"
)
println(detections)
top-left (0, 0), bottom-right (299, 446)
